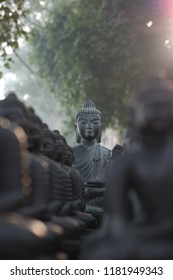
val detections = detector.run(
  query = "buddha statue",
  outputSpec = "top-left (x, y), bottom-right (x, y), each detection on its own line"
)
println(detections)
top-left (53, 132), bottom-right (85, 212)
top-left (0, 120), bottom-right (65, 259)
top-left (0, 117), bottom-right (31, 212)
top-left (23, 111), bottom-right (52, 218)
top-left (53, 129), bottom-right (61, 137)
top-left (40, 129), bottom-right (56, 160)
top-left (53, 132), bottom-right (98, 230)
top-left (0, 100), bottom-right (83, 258)
top-left (53, 133), bottom-right (67, 163)
top-left (26, 107), bottom-right (43, 155)
top-left (0, 94), bottom-right (50, 219)
top-left (73, 100), bottom-right (111, 183)
top-left (73, 100), bottom-right (111, 213)
top-left (39, 129), bottom-right (83, 215)
top-left (64, 145), bottom-right (75, 167)
top-left (0, 93), bottom-right (28, 131)
top-left (80, 80), bottom-right (173, 259)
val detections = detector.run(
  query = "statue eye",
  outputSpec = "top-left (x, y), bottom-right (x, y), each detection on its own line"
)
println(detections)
top-left (79, 120), bottom-right (87, 124)
top-left (31, 129), bottom-right (38, 135)
top-left (92, 120), bottom-right (100, 125)
top-left (7, 112), bottom-right (21, 121)
top-left (44, 143), bottom-right (52, 148)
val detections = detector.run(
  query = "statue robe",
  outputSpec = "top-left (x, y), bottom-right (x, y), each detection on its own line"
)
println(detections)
top-left (72, 143), bottom-right (111, 184)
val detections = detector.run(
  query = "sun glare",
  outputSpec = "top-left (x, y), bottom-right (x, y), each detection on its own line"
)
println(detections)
top-left (146, 21), bottom-right (153, 28)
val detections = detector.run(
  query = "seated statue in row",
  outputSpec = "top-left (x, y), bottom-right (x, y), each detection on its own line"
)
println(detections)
top-left (0, 93), bottom-right (95, 259)
top-left (54, 133), bottom-right (85, 210)
top-left (73, 100), bottom-right (111, 213)
top-left (64, 145), bottom-right (74, 167)
top-left (0, 116), bottom-right (66, 259)
top-left (0, 117), bottom-right (30, 212)
top-left (40, 129), bottom-right (85, 215)
top-left (0, 94), bottom-right (50, 218)
top-left (0, 93), bottom-right (84, 217)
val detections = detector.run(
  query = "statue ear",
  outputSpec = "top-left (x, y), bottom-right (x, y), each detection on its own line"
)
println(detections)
top-left (74, 123), bottom-right (81, 143)
top-left (97, 122), bottom-right (103, 143)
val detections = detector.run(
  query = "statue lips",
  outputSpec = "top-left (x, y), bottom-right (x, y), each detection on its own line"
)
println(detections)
top-left (86, 129), bottom-right (93, 134)
top-left (57, 147), bottom-right (63, 151)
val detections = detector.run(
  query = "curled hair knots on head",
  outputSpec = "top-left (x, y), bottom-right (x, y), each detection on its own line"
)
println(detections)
top-left (43, 129), bottom-right (56, 142)
top-left (53, 133), bottom-right (67, 145)
top-left (76, 100), bottom-right (102, 120)
top-left (53, 129), bottom-right (61, 136)
top-left (0, 92), bottom-right (28, 116)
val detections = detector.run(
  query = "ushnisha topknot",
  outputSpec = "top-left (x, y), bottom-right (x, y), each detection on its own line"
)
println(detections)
top-left (76, 100), bottom-right (102, 120)
top-left (0, 92), bottom-right (27, 115)
top-left (43, 129), bottom-right (56, 142)
top-left (53, 132), bottom-right (67, 145)
top-left (52, 129), bottom-right (61, 137)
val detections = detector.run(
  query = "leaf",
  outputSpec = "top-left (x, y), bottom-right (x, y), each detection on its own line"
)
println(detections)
top-left (4, 62), bottom-right (11, 69)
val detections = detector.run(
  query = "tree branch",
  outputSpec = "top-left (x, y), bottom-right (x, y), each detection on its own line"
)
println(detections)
top-left (13, 48), bottom-right (44, 78)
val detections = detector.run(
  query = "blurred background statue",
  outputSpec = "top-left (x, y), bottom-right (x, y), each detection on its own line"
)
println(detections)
top-left (80, 80), bottom-right (173, 260)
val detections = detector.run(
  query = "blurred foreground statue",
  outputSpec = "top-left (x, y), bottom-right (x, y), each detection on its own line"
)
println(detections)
top-left (80, 80), bottom-right (173, 259)
top-left (73, 101), bottom-right (111, 213)
top-left (0, 117), bottom-right (30, 211)
top-left (0, 94), bottom-right (50, 218)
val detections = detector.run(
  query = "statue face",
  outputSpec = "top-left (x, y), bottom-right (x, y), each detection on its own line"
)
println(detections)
top-left (0, 106), bottom-right (27, 128)
top-left (55, 139), bottom-right (67, 162)
top-left (27, 122), bottom-right (42, 152)
top-left (40, 136), bottom-right (55, 159)
top-left (64, 150), bottom-right (74, 166)
top-left (134, 104), bottom-right (173, 148)
top-left (77, 113), bottom-right (102, 141)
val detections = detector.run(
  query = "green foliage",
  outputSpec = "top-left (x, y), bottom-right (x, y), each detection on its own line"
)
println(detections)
top-left (32, 0), bottom-right (171, 129)
top-left (0, 0), bottom-right (29, 73)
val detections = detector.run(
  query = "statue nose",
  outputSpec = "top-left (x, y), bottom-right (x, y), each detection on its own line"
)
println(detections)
top-left (40, 145), bottom-right (44, 153)
top-left (86, 121), bottom-right (92, 128)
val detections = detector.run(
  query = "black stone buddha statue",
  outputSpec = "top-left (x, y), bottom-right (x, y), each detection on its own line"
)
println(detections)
top-left (26, 107), bottom-right (43, 155)
top-left (0, 93), bottom-right (28, 130)
top-left (39, 129), bottom-right (84, 215)
top-left (73, 100), bottom-right (111, 183)
top-left (0, 94), bottom-right (49, 218)
top-left (0, 117), bottom-right (31, 212)
top-left (53, 133), bottom-right (67, 163)
top-left (73, 100), bottom-right (111, 213)
top-left (40, 129), bottom-right (56, 160)
top-left (64, 145), bottom-right (75, 167)
top-left (53, 132), bottom-right (85, 212)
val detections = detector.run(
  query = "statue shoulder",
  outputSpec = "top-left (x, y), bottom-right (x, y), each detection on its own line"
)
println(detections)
top-left (72, 144), bottom-right (85, 155)
top-left (100, 144), bottom-right (111, 157)
top-left (72, 144), bottom-right (83, 150)
top-left (70, 166), bottom-right (83, 178)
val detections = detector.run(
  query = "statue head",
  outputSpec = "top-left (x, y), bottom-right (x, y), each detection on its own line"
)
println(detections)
top-left (53, 133), bottom-right (67, 163)
top-left (75, 100), bottom-right (103, 143)
top-left (53, 129), bottom-right (61, 136)
top-left (64, 145), bottom-right (74, 167)
top-left (26, 108), bottom-right (43, 153)
top-left (0, 93), bottom-right (28, 130)
top-left (128, 80), bottom-right (173, 148)
top-left (40, 129), bottom-right (56, 159)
